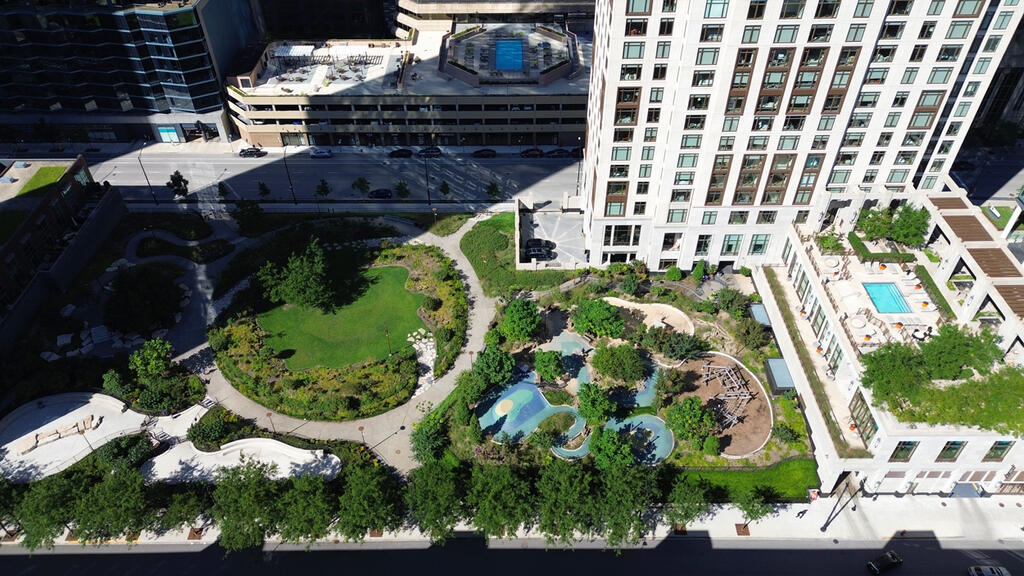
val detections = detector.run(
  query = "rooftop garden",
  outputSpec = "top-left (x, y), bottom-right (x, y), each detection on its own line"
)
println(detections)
top-left (982, 205), bottom-right (1015, 230)
top-left (17, 166), bottom-right (66, 198)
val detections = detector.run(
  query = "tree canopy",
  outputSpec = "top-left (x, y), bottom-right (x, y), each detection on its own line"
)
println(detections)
top-left (211, 460), bottom-right (280, 552)
top-left (128, 338), bottom-right (172, 382)
top-left (571, 300), bottom-right (625, 338)
top-left (664, 396), bottom-right (717, 449)
top-left (258, 237), bottom-right (335, 313)
top-left (473, 345), bottom-right (515, 389)
top-left (336, 464), bottom-right (404, 541)
top-left (577, 381), bottom-right (616, 423)
top-left (405, 461), bottom-right (463, 544)
top-left (468, 464), bottom-right (535, 538)
top-left (74, 467), bottom-right (149, 543)
top-left (499, 299), bottom-right (542, 342)
top-left (534, 350), bottom-right (564, 383)
top-left (665, 476), bottom-right (711, 527)
top-left (591, 343), bottom-right (645, 383)
top-left (536, 459), bottom-right (597, 545)
top-left (278, 474), bottom-right (333, 546)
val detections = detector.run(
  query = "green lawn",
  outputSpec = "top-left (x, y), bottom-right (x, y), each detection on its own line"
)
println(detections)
top-left (982, 205), bottom-right (1014, 229)
top-left (0, 210), bottom-right (29, 245)
top-left (680, 458), bottom-right (820, 501)
top-left (18, 166), bottom-right (67, 197)
top-left (460, 212), bottom-right (575, 296)
top-left (258, 266), bottom-right (425, 370)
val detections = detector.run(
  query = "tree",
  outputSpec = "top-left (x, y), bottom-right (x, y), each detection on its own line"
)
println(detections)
top-left (665, 266), bottom-right (683, 282)
top-left (920, 324), bottom-right (1001, 379)
top-left (166, 170), bottom-right (189, 197)
top-left (405, 461), bottom-right (463, 544)
top-left (534, 350), bottom-right (564, 383)
top-left (410, 415), bottom-right (448, 464)
top-left (351, 177), bottom-right (370, 196)
top-left (17, 475), bottom-right (76, 551)
top-left (664, 397), bottom-right (716, 448)
top-left (735, 316), bottom-right (770, 350)
top-left (153, 488), bottom-right (207, 533)
top-left (890, 204), bottom-right (930, 246)
top-left (278, 474), bottom-right (333, 546)
top-left (596, 464), bottom-right (655, 547)
top-left (620, 274), bottom-right (641, 296)
top-left (257, 237), bottom-right (334, 312)
top-left (857, 207), bottom-right (893, 242)
top-left (395, 180), bottom-right (410, 199)
top-left (315, 178), bottom-right (332, 205)
top-left (570, 299), bottom-right (625, 338)
top-left (473, 345), bottom-right (515, 388)
top-left (499, 299), bottom-right (542, 342)
top-left (861, 343), bottom-right (928, 406)
top-left (588, 427), bottom-right (634, 471)
top-left (211, 460), bottom-right (280, 552)
top-left (74, 467), bottom-right (149, 543)
top-left (101, 369), bottom-right (132, 399)
top-left (486, 181), bottom-right (501, 199)
top-left (128, 338), bottom-right (173, 383)
top-left (0, 477), bottom-right (17, 538)
top-left (591, 344), bottom-right (645, 383)
top-left (455, 369), bottom-right (488, 405)
top-left (664, 477), bottom-right (710, 528)
top-left (232, 198), bottom-right (265, 235)
top-left (577, 381), bottom-right (616, 423)
top-left (335, 464), bottom-right (404, 541)
top-left (439, 181), bottom-right (450, 196)
top-left (258, 181), bottom-right (271, 200)
top-left (713, 288), bottom-right (749, 317)
top-left (735, 487), bottom-right (773, 528)
top-left (536, 459), bottom-right (597, 545)
top-left (468, 464), bottom-right (534, 538)
top-left (702, 434), bottom-right (720, 455)
top-left (104, 265), bottom-right (182, 334)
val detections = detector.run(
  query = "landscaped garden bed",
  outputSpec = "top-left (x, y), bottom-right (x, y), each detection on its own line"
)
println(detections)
top-left (136, 237), bottom-right (234, 264)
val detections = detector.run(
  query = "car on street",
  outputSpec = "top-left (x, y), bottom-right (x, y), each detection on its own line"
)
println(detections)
top-left (545, 148), bottom-right (571, 158)
top-left (571, 146), bottom-right (584, 158)
top-left (525, 247), bottom-right (555, 260)
top-left (968, 567), bottom-right (1012, 576)
top-left (368, 188), bottom-right (393, 199)
top-left (389, 148), bottom-right (414, 158)
top-left (472, 148), bottom-right (497, 158)
top-left (866, 551), bottom-right (903, 574)
top-left (309, 147), bottom-right (333, 159)
top-left (239, 147), bottom-right (266, 158)
top-left (417, 146), bottom-right (442, 157)
top-left (520, 148), bottom-right (543, 158)
top-left (525, 238), bottom-right (555, 250)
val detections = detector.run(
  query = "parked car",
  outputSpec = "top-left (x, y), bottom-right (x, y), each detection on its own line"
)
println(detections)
top-left (545, 148), bottom-right (571, 158)
top-left (525, 247), bottom-right (555, 260)
top-left (239, 147), bottom-right (266, 158)
top-left (520, 148), bottom-right (544, 158)
top-left (867, 551), bottom-right (903, 574)
top-left (968, 567), bottom-right (1012, 576)
top-left (417, 146), bottom-right (442, 157)
top-left (309, 147), bottom-right (333, 159)
top-left (368, 188), bottom-right (393, 199)
top-left (571, 146), bottom-right (585, 159)
top-left (389, 148), bottom-right (413, 158)
top-left (525, 238), bottom-right (555, 250)
top-left (472, 148), bottom-right (497, 158)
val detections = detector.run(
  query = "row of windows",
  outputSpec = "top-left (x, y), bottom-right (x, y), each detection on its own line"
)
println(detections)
top-left (627, 0), bottom-right (1010, 20)
top-left (890, 440), bottom-right (1015, 463)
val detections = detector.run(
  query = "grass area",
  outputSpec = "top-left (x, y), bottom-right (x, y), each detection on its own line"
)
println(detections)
top-left (136, 237), bottom-right (234, 263)
top-left (0, 210), bottom-right (29, 245)
top-left (678, 458), bottom-right (819, 501)
top-left (764, 268), bottom-right (872, 459)
top-left (397, 212), bottom-right (471, 237)
top-left (18, 166), bottom-right (66, 197)
top-left (258, 266), bottom-right (425, 370)
top-left (923, 248), bottom-right (941, 263)
top-left (914, 265), bottom-right (954, 319)
top-left (982, 205), bottom-right (1014, 229)
top-left (542, 388), bottom-right (573, 406)
top-left (460, 212), bottom-right (575, 296)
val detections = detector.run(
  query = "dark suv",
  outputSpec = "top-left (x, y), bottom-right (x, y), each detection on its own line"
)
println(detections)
top-left (520, 148), bottom-right (543, 158)
top-left (389, 148), bottom-right (414, 158)
top-left (867, 551), bottom-right (903, 574)
top-left (417, 146), bottom-right (442, 157)
top-left (368, 188), bottom-right (393, 199)
top-left (472, 148), bottom-right (497, 158)
top-left (239, 147), bottom-right (266, 158)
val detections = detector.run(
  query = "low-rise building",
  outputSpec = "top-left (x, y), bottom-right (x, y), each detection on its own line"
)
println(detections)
top-left (224, 23), bottom-right (590, 148)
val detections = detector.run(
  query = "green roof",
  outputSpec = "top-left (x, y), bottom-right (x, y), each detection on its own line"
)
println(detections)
top-left (0, 210), bottom-right (30, 245)
top-left (18, 166), bottom-right (66, 198)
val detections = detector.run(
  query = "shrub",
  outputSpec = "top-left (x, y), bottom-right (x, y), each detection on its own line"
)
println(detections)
top-left (701, 435), bottom-right (720, 456)
top-left (665, 266), bottom-right (683, 282)
top-left (473, 345), bottom-right (515, 388)
top-left (499, 299), bottom-right (542, 342)
top-left (102, 370), bottom-right (131, 399)
top-left (735, 316), bottom-right (770, 350)
top-left (187, 410), bottom-right (229, 449)
top-left (619, 274), bottom-right (641, 296)
top-left (422, 296), bottom-right (442, 311)
top-left (691, 260), bottom-right (707, 283)
top-left (577, 381), bottom-right (615, 423)
top-left (847, 231), bottom-right (916, 263)
top-left (591, 344), bottom-right (645, 383)
top-left (665, 397), bottom-right (716, 447)
top-left (738, 266), bottom-right (752, 277)
top-left (816, 233), bottom-right (844, 255)
top-left (571, 299), bottom-right (625, 338)
top-left (535, 350), bottom-right (564, 383)
top-left (773, 423), bottom-right (801, 444)
top-left (257, 237), bottom-right (334, 313)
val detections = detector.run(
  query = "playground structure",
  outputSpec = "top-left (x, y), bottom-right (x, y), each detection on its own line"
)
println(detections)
top-left (701, 360), bottom-right (755, 428)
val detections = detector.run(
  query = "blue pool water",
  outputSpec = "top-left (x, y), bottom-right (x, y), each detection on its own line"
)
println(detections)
top-left (864, 282), bottom-right (911, 314)
top-left (495, 40), bottom-right (523, 70)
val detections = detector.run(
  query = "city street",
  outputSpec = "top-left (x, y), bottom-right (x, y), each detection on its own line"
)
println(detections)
top-left (80, 148), bottom-right (581, 206)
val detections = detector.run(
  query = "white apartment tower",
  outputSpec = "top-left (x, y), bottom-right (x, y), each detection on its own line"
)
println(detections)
top-left (581, 0), bottom-right (1024, 270)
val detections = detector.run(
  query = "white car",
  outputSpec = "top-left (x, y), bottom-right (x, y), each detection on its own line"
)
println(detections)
top-left (309, 147), bottom-right (333, 159)
top-left (969, 567), bottom-right (1012, 576)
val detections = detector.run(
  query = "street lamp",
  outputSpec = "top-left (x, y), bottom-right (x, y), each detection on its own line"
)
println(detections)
top-left (137, 145), bottom-right (157, 204)
top-left (432, 206), bottom-right (438, 224)
top-left (282, 144), bottom-right (297, 205)
top-left (423, 155), bottom-right (432, 206)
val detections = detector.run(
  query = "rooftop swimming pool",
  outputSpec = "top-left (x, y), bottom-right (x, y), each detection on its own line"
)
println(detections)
top-left (863, 282), bottom-right (911, 314)
top-left (495, 40), bottom-right (523, 70)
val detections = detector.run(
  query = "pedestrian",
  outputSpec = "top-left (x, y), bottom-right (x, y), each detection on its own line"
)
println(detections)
top-left (796, 509), bottom-right (808, 519)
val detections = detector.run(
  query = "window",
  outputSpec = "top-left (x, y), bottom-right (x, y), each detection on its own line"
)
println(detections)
top-left (863, 169), bottom-right (878, 183)
top-left (667, 209), bottom-right (688, 223)
top-left (778, 136), bottom-right (800, 150)
top-left (696, 235), bottom-right (712, 255)
top-left (884, 112), bottom-right (901, 127)
top-left (983, 36), bottom-right (1001, 53)
top-left (632, 202), bottom-right (647, 215)
top-left (627, 0), bottom-right (651, 13)
top-left (728, 211), bottom-right (749, 224)
top-left (625, 18), bottom-right (648, 35)
top-left (865, 68), bottom-right (888, 84)
top-left (895, 151), bottom-right (916, 165)
top-left (904, 132), bottom-right (925, 146)
top-left (644, 128), bottom-right (658, 142)
top-left (671, 189), bottom-right (691, 202)
top-left (749, 234), bottom-right (770, 254)
top-left (832, 70), bottom-right (852, 88)
top-left (920, 175), bottom-right (935, 189)
top-left (974, 57), bottom-right (991, 74)
top-left (830, 170), bottom-right (851, 184)
top-left (697, 48), bottom-right (719, 65)
top-left (850, 112), bottom-right (872, 127)
top-left (887, 169), bottom-right (909, 183)
top-left (808, 25), bottom-right (833, 42)
top-left (947, 121), bottom-right (963, 135)
top-left (983, 440), bottom-right (1014, 462)
top-left (937, 140), bottom-right (952, 153)
top-left (753, 117), bottom-right (773, 131)
top-left (612, 147), bottom-right (631, 161)
top-left (838, 151), bottom-right (858, 164)
top-left (893, 91), bottom-right (909, 106)
top-left (927, 0), bottom-right (945, 14)
top-left (936, 441), bottom-right (966, 462)
top-left (721, 234), bottom-right (742, 255)
top-left (812, 135), bottom-right (829, 149)
top-left (641, 146), bottom-right (656, 160)
top-left (946, 21), bottom-right (971, 39)
top-left (748, 0), bottom-right (766, 18)
top-left (874, 46), bottom-right (897, 63)
top-left (929, 159), bottom-right (944, 172)
top-left (660, 18), bottom-right (675, 35)
top-left (919, 91), bottom-right (944, 108)
top-left (889, 441), bottom-right (919, 462)
top-left (727, 96), bottom-right (746, 114)
top-left (723, 117), bottom-right (740, 132)
top-left (928, 68), bottom-right (952, 83)
top-left (963, 81), bottom-right (979, 97)
top-left (706, 190), bottom-right (724, 204)
top-left (816, 0), bottom-right (842, 16)
top-left (617, 87), bottom-right (641, 103)
top-left (607, 182), bottom-right (629, 195)
top-left (853, 0), bottom-right (874, 16)
top-left (802, 48), bottom-right (826, 67)
top-left (652, 64), bottom-right (667, 80)
top-left (938, 45), bottom-right (962, 61)
top-left (870, 151), bottom-right (885, 164)
top-left (693, 71), bottom-right (715, 86)
top-left (780, 0), bottom-right (805, 18)
top-left (902, 68), bottom-right (918, 84)
top-left (920, 21), bottom-right (936, 39)
top-left (650, 87), bottom-right (664, 102)
top-left (702, 211), bottom-right (718, 225)
top-left (678, 153), bottom-right (698, 167)
top-left (614, 130), bottom-right (633, 143)
top-left (655, 41), bottom-right (672, 58)
top-left (638, 164), bottom-right (653, 178)
top-left (681, 135), bottom-right (702, 148)
top-left (675, 172), bottom-right (695, 185)
top-left (888, 0), bottom-right (912, 15)
top-left (705, 0), bottom-right (729, 17)
top-left (615, 108), bottom-right (638, 125)
top-left (605, 201), bottom-right (626, 216)
top-left (783, 116), bottom-right (805, 131)
top-left (689, 95), bottom-right (710, 110)
top-left (857, 92), bottom-right (879, 108)
top-left (775, 25), bottom-right (799, 43)
top-left (732, 71), bottom-right (751, 88)
top-left (848, 24), bottom-right (867, 42)
top-left (818, 116), bottom-right (836, 130)
top-left (621, 64), bottom-right (643, 80)
top-left (823, 95), bottom-right (843, 111)
top-left (610, 165), bottom-right (629, 178)
top-left (756, 211), bottom-right (777, 224)
top-left (663, 0), bottom-right (677, 11)
top-left (789, 94), bottom-right (813, 111)
top-left (742, 25), bottom-right (760, 43)
top-left (623, 42), bottom-right (645, 59)
top-left (719, 137), bottom-right (735, 150)
top-left (910, 45), bottom-right (927, 62)
top-left (647, 108), bottom-right (662, 122)
top-left (700, 24), bottom-right (722, 40)
top-left (994, 11), bottom-right (1013, 30)
top-left (795, 210), bottom-right (810, 223)
top-left (954, 0), bottom-right (982, 16)
top-left (881, 22), bottom-right (905, 39)
top-left (954, 102), bottom-right (970, 117)
top-left (636, 182), bottom-right (651, 194)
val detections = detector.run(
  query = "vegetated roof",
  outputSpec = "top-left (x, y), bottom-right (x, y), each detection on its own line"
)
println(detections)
top-left (995, 284), bottom-right (1024, 317)
top-left (944, 215), bottom-right (994, 242)
top-left (928, 196), bottom-right (967, 210)
top-left (18, 166), bottom-right (66, 198)
top-left (0, 210), bottom-right (30, 246)
top-left (968, 247), bottom-right (1022, 278)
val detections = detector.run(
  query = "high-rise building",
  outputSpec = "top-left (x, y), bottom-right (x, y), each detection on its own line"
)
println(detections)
top-left (0, 0), bottom-right (261, 144)
top-left (580, 0), bottom-right (1024, 271)
top-left (396, 0), bottom-right (594, 36)
top-left (257, 0), bottom-right (390, 40)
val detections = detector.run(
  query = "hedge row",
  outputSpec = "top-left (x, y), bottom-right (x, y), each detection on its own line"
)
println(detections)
top-left (846, 231), bottom-right (916, 263)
